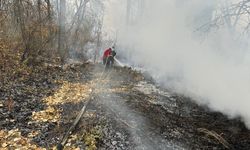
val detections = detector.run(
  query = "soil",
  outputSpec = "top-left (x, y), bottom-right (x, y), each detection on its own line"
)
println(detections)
top-left (1, 63), bottom-right (250, 150)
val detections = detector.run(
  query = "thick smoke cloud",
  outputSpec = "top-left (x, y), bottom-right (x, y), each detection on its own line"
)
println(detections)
top-left (104, 0), bottom-right (250, 128)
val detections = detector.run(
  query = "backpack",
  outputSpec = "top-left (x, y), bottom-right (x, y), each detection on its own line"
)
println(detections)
top-left (111, 51), bottom-right (116, 57)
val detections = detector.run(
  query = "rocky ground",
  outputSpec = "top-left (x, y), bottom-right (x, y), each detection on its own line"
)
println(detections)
top-left (1, 63), bottom-right (250, 150)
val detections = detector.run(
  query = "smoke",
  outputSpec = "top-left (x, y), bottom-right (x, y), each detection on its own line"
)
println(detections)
top-left (93, 66), bottom-right (184, 149)
top-left (104, 0), bottom-right (250, 128)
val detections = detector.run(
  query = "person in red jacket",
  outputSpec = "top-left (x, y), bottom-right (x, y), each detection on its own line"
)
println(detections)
top-left (103, 46), bottom-right (116, 68)
top-left (103, 48), bottom-right (112, 64)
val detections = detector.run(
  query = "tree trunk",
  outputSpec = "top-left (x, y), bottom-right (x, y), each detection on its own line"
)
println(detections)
top-left (37, 0), bottom-right (42, 42)
top-left (58, 0), bottom-right (66, 63)
top-left (223, 1), bottom-right (233, 32)
top-left (126, 0), bottom-right (131, 25)
top-left (45, 0), bottom-right (52, 20)
top-left (94, 15), bottom-right (104, 63)
top-left (14, 0), bottom-right (30, 62)
top-left (46, 0), bottom-right (53, 33)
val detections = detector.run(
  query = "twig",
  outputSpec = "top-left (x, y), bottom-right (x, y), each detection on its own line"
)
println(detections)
top-left (197, 128), bottom-right (232, 149)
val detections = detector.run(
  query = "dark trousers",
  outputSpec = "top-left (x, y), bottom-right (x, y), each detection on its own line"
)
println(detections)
top-left (103, 56), bottom-right (114, 68)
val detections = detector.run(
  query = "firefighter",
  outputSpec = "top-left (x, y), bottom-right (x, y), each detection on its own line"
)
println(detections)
top-left (102, 46), bottom-right (116, 68)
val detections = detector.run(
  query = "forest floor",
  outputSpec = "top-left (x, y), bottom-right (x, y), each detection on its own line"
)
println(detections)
top-left (1, 62), bottom-right (250, 150)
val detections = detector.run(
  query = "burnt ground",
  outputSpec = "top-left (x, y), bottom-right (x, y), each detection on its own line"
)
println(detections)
top-left (0, 63), bottom-right (250, 150)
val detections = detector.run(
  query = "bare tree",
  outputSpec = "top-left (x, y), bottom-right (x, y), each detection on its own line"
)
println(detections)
top-left (58, 0), bottom-right (67, 63)
top-left (45, 0), bottom-right (52, 20)
top-left (37, 0), bottom-right (42, 43)
top-left (126, 0), bottom-right (131, 25)
top-left (94, 8), bottom-right (104, 63)
top-left (197, 0), bottom-right (250, 35)
top-left (13, 0), bottom-right (30, 62)
top-left (0, 0), bottom-right (106, 64)
top-left (126, 0), bottom-right (145, 26)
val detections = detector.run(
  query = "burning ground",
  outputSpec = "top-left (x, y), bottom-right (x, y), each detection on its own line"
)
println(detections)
top-left (1, 63), bottom-right (250, 150)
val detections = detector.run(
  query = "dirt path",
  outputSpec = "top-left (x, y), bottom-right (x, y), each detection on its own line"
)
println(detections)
top-left (90, 67), bottom-right (184, 150)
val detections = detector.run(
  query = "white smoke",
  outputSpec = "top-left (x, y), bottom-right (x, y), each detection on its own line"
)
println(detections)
top-left (103, 0), bottom-right (250, 128)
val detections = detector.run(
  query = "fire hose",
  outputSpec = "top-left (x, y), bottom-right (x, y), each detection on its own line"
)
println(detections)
top-left (57, 38), bottom-right (121, 149)
top-left (57, 59), bottom-right (117, 150)
top-left (56, 94), bottom-right (93, 150)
